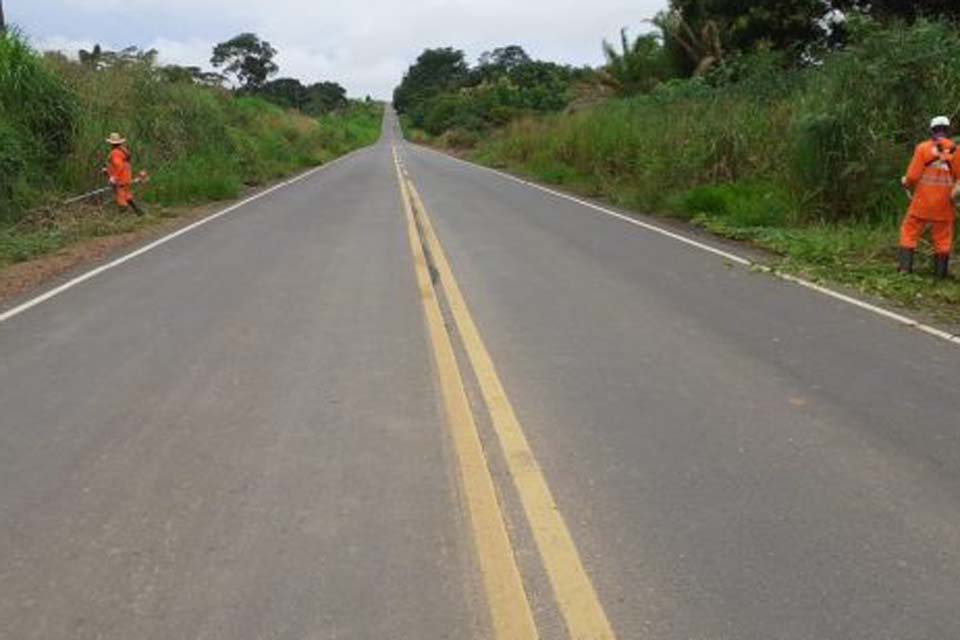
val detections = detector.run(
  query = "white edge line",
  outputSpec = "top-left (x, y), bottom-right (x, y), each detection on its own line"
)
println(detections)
top-left (0, 148), bottom-right (365, 324)
top-left (405, 143), bottom-right (960, 346)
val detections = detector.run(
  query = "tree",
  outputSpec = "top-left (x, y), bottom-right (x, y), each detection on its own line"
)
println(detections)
top-left (249, 78), bottom-right (348, 115)
top-left (837, 0), bottom-right (960, 22)
top-left (722, 0), bottom-right (839, 53)
top-left (211, 33), bottom-right (278, 90)
top-left (654, 4), bottom-right (726, 76)
top-left (478, 45), bottom-right (532, 72)
top-left (259, 77), bottom-right (309, 109)
top-left (305, 81), bottom-right (348, 115)
top-left (655, 0), bottom-right (843, 75)
top-left (602, 29), bottom-right (674, 95)
top-left (393, 48), bottom-right (468, 114)
top-left (161, 64), bottom-right (203, 84)
top-left (160, 64), bottom-right (226, 87)
top-left (470, 45), bottom-right (534, 85)
top-left (393, 44), bottom-right (583, 133)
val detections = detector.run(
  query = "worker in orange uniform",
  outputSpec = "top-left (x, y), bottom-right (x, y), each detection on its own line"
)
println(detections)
top-left (899, 116), bottom-right (959, 278)
top-left (104, 132), bottom-right (144, 215)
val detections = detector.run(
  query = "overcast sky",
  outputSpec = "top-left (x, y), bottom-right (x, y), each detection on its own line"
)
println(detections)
top-left (8, 0), bottom-right (667, 98)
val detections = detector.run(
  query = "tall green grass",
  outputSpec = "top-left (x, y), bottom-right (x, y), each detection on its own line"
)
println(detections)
top-left (0, 30), bottom-right (78, 220)
top-left (474, 69), bottom-right (796, 219)
top-left (0, 31), bottom-right (382, 225)
top-left (469, 18), bottom-right (960, 313)
top-left (50, 59), bottom-right (381, 206)
top-left (476, 19), bottom-right (960, 226)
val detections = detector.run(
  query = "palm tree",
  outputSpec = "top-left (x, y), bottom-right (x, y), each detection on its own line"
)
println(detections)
top-left (602, 29), bottom-right (669, 96)
top-left (651, 7), bottom-right (725, 77)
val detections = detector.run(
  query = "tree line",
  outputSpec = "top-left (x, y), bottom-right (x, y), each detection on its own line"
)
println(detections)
top-left (614, 0), bottom-right (960, 83)
top-left (75, 33), bottom-right (359, 117)
top-left (394, 0), bottom-right (960, 140)
top-left (393, 45), bottom-right (591, 137)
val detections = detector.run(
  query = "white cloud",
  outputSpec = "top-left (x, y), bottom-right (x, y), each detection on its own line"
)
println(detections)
top-left (18, 0), bottom-right (667, 98)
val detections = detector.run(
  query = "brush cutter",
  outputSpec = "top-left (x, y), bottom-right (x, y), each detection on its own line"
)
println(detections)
top-left (63, 171), bottom-right (150, 206)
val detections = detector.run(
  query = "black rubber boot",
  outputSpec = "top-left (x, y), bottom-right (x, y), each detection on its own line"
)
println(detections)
top-left (897, 247), bottom-right (915, 274)
top-left (129, 200), bottom-right (145, 216)
top-left (934, 253), bottom-right (950, 279)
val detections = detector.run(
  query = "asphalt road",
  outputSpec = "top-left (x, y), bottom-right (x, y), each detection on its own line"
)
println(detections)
top-left (3, 110), bottom-right (960, 639)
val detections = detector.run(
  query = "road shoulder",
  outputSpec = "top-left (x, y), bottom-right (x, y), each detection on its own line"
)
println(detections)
top-left (413, 142), bottom-right (960, 339)
top-left (0, 152), bottom-right (364, 315)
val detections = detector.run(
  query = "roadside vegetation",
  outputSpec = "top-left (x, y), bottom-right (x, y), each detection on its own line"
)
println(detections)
top-left (395, 2), bottom-right (960, 320)
top-left (0, 30), bottom-right (382, 269)
top-left (394, 46), bottom-right (596, 147)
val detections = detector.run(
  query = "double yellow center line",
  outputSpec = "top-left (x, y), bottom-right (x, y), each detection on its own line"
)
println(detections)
top-left (393, 147), bottom-right (616, 640)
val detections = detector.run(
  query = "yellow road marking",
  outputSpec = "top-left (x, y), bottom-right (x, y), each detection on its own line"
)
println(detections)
top-left (392, 148), bottom-right (538, 640)
top-left (404, 172), bottom-right (617, 640)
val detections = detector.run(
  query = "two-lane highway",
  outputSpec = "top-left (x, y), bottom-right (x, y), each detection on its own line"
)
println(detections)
top-left (3, 109), bottom-right (960, 639)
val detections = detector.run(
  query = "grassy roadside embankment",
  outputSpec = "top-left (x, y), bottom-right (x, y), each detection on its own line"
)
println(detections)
top-left (411, 20), bottom-right (960, 323)
top-left (0, 31), bottom-right (382, 272)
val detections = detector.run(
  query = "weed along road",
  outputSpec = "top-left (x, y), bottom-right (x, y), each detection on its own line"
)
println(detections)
top-left (3, 110), bottom-right (960, 640)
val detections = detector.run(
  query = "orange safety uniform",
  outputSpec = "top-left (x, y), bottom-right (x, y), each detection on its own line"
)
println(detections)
top-left (900, 138), bottom-right (958, 255)
top-left (106, 146), bottom-right (134, 207)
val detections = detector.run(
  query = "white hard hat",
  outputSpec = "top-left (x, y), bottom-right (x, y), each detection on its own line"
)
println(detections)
top-left (931, 116), bottom-right (951, 129)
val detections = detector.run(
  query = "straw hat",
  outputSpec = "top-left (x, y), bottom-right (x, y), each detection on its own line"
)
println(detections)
top-left (105, 132), bottom-right (127, 145)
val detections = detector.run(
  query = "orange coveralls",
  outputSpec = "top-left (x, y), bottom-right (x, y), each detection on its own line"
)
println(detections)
top-left (106, 147), bottom-right (134, 207)
top-left (900, 138), bottom-right (959, 255)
